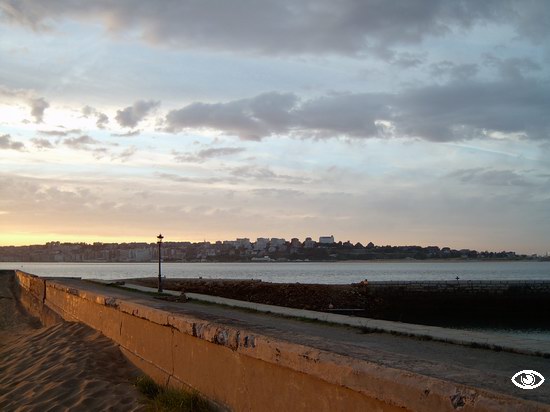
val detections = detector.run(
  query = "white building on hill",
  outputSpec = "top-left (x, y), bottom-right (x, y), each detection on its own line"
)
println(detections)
top-left (319, 235), bottom-right (335, 244)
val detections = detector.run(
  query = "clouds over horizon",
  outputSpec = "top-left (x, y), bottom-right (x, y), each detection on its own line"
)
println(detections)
top-left (0, 1), bottom-right (548, 253)
top-left (1, 0), bottom-right (549, 57)
top-left (165, 74), bottom-right (550, 141)
top-left (1, 167), bottom-right (547, 253)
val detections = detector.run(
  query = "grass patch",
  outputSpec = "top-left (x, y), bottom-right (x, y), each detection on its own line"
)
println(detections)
top-left (135, 375), bottom-right (214, 412)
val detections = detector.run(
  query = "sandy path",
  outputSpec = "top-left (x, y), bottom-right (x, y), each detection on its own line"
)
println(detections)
top-left (0, 274), bottom-right (146, 411)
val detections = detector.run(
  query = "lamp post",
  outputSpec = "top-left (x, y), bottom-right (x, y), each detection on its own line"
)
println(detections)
top-left (157, 233), bottom-right (164, 292)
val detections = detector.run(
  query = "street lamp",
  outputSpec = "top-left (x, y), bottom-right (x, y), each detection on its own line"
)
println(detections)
top-left (157, 233), bottom-right (164, 292)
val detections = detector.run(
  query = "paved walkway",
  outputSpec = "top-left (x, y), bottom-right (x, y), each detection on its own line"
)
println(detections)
top-left (116, 281), bottom-right (550, 357)
top-left (69, 279), bottom-right (550, 406)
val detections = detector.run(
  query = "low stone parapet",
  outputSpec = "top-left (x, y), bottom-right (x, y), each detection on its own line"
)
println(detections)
top-left (13, 270), bottom-right (550, 412)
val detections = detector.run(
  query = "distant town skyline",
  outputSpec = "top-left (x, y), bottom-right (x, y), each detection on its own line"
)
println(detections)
top-left (0, 1), bottom-right (549, 255)
top-left (0, 235), bottom-right (544, 257)
top-left (3, 236), bottom-right (541, 264)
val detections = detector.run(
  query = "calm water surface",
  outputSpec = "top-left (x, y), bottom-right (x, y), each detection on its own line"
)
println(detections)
top-left (2, 261), bottom-right (550, 283)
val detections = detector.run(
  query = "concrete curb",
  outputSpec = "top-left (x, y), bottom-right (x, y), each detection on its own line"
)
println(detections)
top-left (112, 281), bottom-right (550, 358)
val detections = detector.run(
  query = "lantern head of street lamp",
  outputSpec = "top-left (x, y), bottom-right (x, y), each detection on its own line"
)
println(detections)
top-left (157, 233), bottom-right (164, 243)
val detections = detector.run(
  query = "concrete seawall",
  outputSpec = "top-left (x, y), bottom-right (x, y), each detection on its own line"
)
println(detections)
top-left (363, 280), bottom-right (550, 324)
top-left (12, 270), bottom-right (550, 412)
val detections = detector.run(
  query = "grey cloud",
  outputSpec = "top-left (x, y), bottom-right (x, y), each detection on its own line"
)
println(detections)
top-left (165, 74), bottom-right (550, 141)
top-left (164, 91), bottom-right (385, 140)
top-left (112, 130), bottom-right (140, 137)
top-left (0, 134), bottom-right (25, 150)
top-left (229, 166), bottom-right (309, 184)
top-left (157, 173), bottom-right (224, 185)
top-left (483, 54), bottom-right (541, 80)
top-left (173, 147), bottom-right (245, 163)
top-left (448, 168), bottom-right (534, 187)
top-left (0, 85), bottom-right (50, 123)
top-left (39, 128), bottom-right (81, 137)
top-left (396, 77), bottom-right (550, 141)
top-left (91, 147), bottom-right (108, 159)
top-left (111, 146), bottom-right (136, 162)
top-left (115, 100), bottom-right (160, 128)
top-left (391, 52), bottom-right (426, 68)
top-left (165, 74), bottom-right (550, 142)
top-left (294, 93), bottom-right (391, 139)
top-left (31, 137), bottom-right (55, 149)
top-left (63, 135), bottom-right (100, 149)
top-left (158, 165), bottom-right (309, 186)
top-left (82, 105), bottom-right (109, 129)
top-left (29, 97), bottom-right (49, 122)
top-left (1, 1), bottom-right (547, 56)
top-left (430, 61), bottom-right (478, 80)
top-left (166, 92), bottom-right (296, 140)
top-left (250, 188), bottom-right (305, 198)
top-left (81, 105), bottom-right (94, 117)
top-left (96, 112), bottom-right (109, 128)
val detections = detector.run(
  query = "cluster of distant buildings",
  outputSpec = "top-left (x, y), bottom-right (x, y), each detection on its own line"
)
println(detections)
top-left (0, 236), bottom-right (543, 263)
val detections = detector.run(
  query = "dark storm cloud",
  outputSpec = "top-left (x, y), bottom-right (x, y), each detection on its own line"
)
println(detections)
top-left (165, 75), bottom-right (550, 142)
top-left (173, 147), bottom-right (246, 163)
top-left (0, 134), bottom-right (25, 150)
top-left (115, 100), bottom-right (160, 128)
top-left (1, 0), bottom-right (548, 56)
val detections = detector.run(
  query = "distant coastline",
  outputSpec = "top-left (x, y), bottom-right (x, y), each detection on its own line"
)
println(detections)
top-left (1, 238), bottom-right (546, 263)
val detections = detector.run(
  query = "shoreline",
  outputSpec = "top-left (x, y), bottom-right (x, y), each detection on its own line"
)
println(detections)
top-left (3, 258), bottom-right (548, 265)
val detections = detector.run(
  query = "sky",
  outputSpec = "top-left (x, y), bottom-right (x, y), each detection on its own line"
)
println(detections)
top-left (0, 1), bottom-right (549, 254)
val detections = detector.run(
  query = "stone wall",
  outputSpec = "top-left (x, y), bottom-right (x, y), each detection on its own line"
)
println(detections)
top-left (367, 280), bottom-right (550, 293)
top-left (364, 280), bottom-right (550, 325)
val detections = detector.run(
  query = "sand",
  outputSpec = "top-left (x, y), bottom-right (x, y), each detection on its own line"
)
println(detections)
top-left (0, 274), bottom-right (146, 411)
